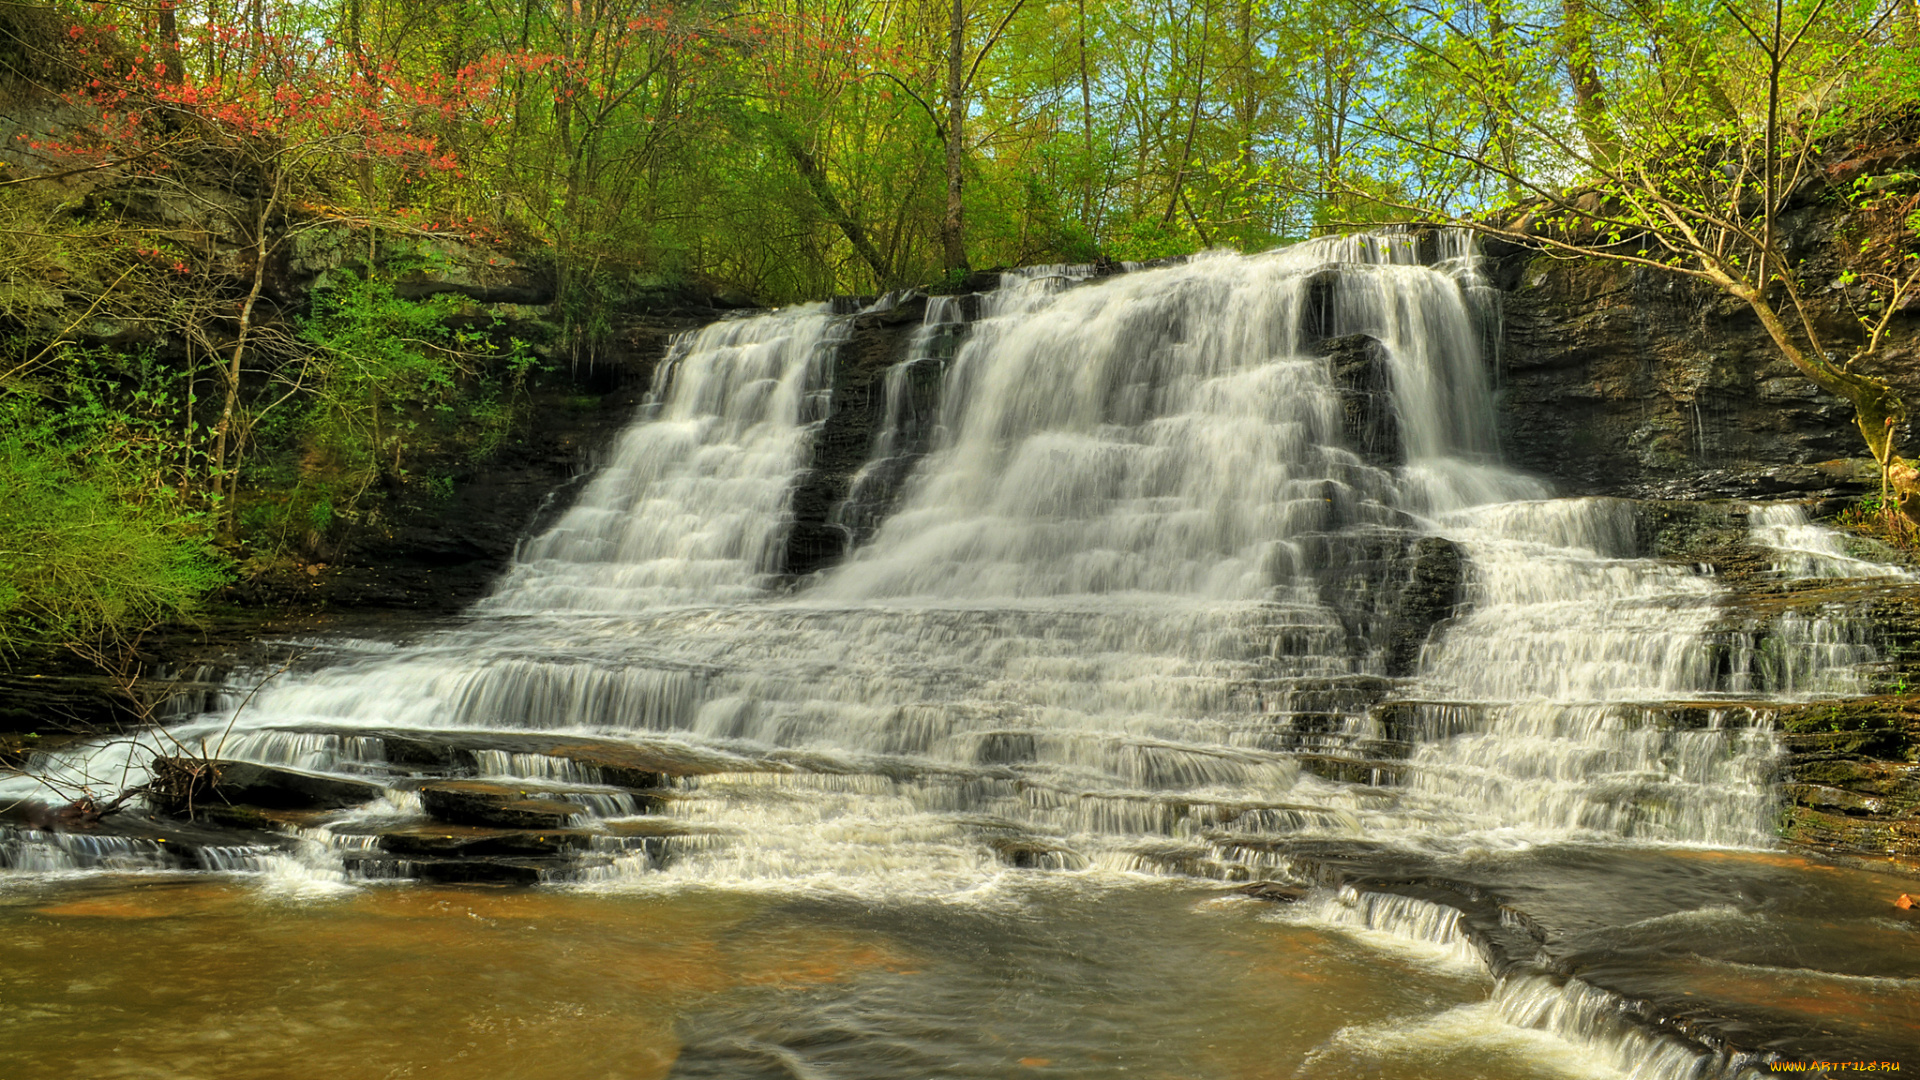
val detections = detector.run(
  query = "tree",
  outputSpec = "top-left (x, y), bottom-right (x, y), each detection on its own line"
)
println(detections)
top-left (1357, 0), bottom-right (1920, 512)
top-left (28, 12), bottom-right (481, 524)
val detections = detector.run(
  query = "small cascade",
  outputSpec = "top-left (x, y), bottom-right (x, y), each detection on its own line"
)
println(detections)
top-left (479, 305), bottom-right (844, 613)
top-left (1304, 885), bottom-right (1485, 970)
top-left (1490, 974), bottom-right (1759, 1080)
top-left (1286, 882), bottom-right (1770, 1080)
top-left (1723, 503), bottom-right (1895, 701)
top-left (0, 829), bottom-right (172, 872)
top-left (828, 297), bottom-right (967, 545)
top-left (1747, 503), bottom-right (1912, 581)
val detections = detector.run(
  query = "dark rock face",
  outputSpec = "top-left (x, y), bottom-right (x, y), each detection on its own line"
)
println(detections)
top-left (783, 296), bottom-right (933, 578)
top-left (1321, 333), bottom-right (1401, 467)
top-left (1489, 222), bottom-right (1919, 502)
top-left (1389, 538), bottom-right (1465, 675)
top-left (148, 758), bottom-right (386, 814)
top-left (1313, 532), bottom-right (1466, 677)
top-left (241, 312), bottom-right (704, 613)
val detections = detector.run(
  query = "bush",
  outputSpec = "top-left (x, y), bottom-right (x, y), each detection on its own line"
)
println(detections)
top-left (1835, 494), bottom-right (1920, 553)
top-left (0, 393), bottom-right (229, 656)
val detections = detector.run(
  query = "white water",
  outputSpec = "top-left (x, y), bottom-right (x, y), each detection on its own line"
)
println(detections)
top-left (479, 305), bottom-right (843, 612)
top-left (1748, 503), bottom-right (1914, 581)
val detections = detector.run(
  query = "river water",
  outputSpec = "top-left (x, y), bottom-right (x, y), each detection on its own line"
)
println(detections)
top-left (4, 236), bottom-right (1917, 1078)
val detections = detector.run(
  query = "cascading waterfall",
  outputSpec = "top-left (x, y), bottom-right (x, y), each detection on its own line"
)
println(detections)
top-left (479, 305), bottom-right (843, 613)
top-left (8, 236), bottom-right (1874, 867)
top-left (1748, 503), bottom-right (1913, 581)
top-left (6, 233), bottom-right (1909, 1078)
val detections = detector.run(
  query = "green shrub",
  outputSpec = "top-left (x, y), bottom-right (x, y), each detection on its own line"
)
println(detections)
top-left (0, 393), bottom-right (229, 656)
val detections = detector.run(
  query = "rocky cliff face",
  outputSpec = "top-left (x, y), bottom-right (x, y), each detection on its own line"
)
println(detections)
top-left (1488, 189), bottom-right (1920, 503)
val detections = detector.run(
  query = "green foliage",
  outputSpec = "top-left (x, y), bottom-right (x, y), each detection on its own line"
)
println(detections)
top-left (223, 266), bottom-right (538, 555)
top-left (1836, 494), bottom-right (1920, 552)
top-left (0, 380), bottom-right (228, 656)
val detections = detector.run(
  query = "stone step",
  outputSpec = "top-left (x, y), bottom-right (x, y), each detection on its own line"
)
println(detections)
top-left (415, 780), bottom-right (620, 829)
top-left (272, 727), bottom-right (768, 788)
top-left (1368, 699), bottom-right (1778, 743)
top-left (340, 851), bottom-right (615, 886)
top-left (353, 822), bottom-right (595, 859)
top-left (148, 758), bottom-right (387, 816)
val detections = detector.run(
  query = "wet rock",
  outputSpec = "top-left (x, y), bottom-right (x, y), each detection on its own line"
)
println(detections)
top-left (1266, 676), bottom-right (1395, 714)
top-left (364, 823), bottom-right (593, 859)
top-left (1629, 499), bottom-right (1751, 562)
top-left (0, 730), bottom-right (87, 769)
top-left (191, 802), bottom-right (331, 832)
top-left (972, 731), bottom-right (1036, 765)
top-left (1386, 537), bottom-right (1465, 676)
top-left (339, 851), bottom-right (591, 886)
top-left (1771, 694), bottom-right (1920, 859)
top-left (1236, 881), bottom-right (1309, 902)
top-left (783, 294), bottom-right (938, 577)
top-left (417, 781), bottom-right (596, 830)
top-left (1784, 782), bottom-right (1884, 816)
top-left (368, 729), bottom-right (744, 787)
top-left (1313, 532), bottom-right (1468, 674)
top-left (1492, 241), bottom-right (1898, 501)
top-left (987, 836), bottom-right (1087, 870)
top-left (148, 758), bottom-right (385, 815)
top-left (1321, 333), bottom-right (1400, 467)
top-left (1290, 753), bottom-right (1408, 786)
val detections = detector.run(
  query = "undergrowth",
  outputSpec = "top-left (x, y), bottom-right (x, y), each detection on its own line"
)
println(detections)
top-left (0, 389), bottom-right (229, 658)
top-left (1834, 494), bottom-right (1920, 552)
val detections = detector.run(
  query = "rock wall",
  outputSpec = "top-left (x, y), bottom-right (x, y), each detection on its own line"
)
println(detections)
top-left (1489, 196), bottom-right (1919, 502)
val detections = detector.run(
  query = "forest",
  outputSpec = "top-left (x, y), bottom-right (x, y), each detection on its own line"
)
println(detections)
top-left (0, 0), bottom-right (1915, 660)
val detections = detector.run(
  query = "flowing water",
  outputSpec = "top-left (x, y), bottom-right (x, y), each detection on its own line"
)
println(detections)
top-left (5, 236), bottom-right (1918, 1078)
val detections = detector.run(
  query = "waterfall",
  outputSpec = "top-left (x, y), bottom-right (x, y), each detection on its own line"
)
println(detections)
top-left (479, 305), bottom-right (843, 613)
top-left (10, 232), bottom-right (1912, 1075)
top-left (1747, 502), bottom-right (1913, 581)
top-left (7, 234), bottom-right (1899, 880)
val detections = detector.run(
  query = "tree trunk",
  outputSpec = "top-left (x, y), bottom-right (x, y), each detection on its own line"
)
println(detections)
top-left (781, 133), bottom-right (892, 286)
top-left (1162, 0), bottom-right (1211, 228)
top-left (156, 1), bottom-right (183, 82)
top-left (1558, 0), bottom-right (1621, 167)
top-left (1079, 0), bottom-right (1094, 231)
top-left (942, 0), bottom-right (968, 275)
top-left (1714, 269), bottom-right (1920, 514)
top-left (211, 189), bottom-right (277, 532)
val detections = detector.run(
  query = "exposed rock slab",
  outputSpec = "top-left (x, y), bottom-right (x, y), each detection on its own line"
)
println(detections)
top-left (416, 780), bottom-right (593, 830)
top-left (149, 758), bottom-right (385, 815)
top-left (372, 729), bottom-right (752, 786)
